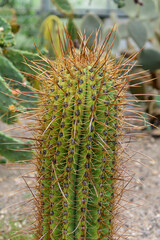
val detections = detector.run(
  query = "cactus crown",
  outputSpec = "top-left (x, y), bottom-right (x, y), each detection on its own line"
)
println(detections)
top-left (26, 29), bottom-right (138, 240)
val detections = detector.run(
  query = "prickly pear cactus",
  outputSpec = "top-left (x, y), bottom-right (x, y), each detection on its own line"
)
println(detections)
top-left (30, 31), bottom-right (136, 239)
top-left (0, 16), bottom-right (15, 48)
top-left (81, 13), bottom-right (102, 49)
top-left (0, 16), bottom-right (39, 162)
top-left (0, 132), bottom-right (32, 162)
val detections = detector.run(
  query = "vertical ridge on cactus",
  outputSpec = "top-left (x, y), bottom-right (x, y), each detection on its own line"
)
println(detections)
top-left (22, 29), bottom-right (145, 240)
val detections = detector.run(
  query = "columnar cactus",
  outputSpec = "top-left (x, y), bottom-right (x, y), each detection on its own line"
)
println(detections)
top-left (31, 30), bottom-right (136, 240)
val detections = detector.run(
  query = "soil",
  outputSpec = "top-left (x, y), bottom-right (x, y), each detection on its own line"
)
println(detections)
top-left (0, 120), bottom-right (160, 240)
top-left (123, 135), bottom-right (160, 240)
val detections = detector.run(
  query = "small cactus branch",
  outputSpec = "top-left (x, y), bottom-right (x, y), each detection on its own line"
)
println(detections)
top-left (0, 132), bottom-right (32, 162)
top-left (0, 55), bottom-right (37, 110)
top-left (0, 75), bottom-right (18, 124)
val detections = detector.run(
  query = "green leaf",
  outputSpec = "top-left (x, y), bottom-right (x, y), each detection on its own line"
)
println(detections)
top-left (0, 17), bottom-right (15, 48)
top-left (139, 0), bottom-right (157, 20)
top-left (51, 0), bottom-right (73, 16)
top-left (67, 17), bottom-right (79, 42)
top-left (118, 23), bottom-right (128, 38)
top-left (81, 13), bottom-right (102, 48)
top-left (121, 0), bottom-right (138, 18)
top-left (103, 28), bottom-right (120, 55)
top-left (127, 19), bottom-right (147, 48)
top-left (0, 132), bottom-right (32, 162)
top-left (138, 49), bottom-right (160, 71)
top-left (142, 21), bottom-right (154, 40)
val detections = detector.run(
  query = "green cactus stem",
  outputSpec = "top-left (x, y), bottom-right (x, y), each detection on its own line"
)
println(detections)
top-left (27, 30), bottom-right (138, 240)
top-left (67, 17), bottom-right (79, 42)
top-left (0, 132), bottom-right (32, 162)
top-left (0, 55), bottom-right (37, 110)
top-left (0, 75), bottom-right (18, 124)
top-left (3, 48), bottom-right (42, 76)
top-left (0, 17), bottom-right (15, 48)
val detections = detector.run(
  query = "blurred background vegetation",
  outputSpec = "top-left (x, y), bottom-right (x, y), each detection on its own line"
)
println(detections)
top-left (0, 0), bottom-right (160, 160)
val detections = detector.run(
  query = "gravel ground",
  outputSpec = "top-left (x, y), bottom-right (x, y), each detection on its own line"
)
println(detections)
top-left (0, 122), bottom-right (160, 239)
top-left (122, 136), bottom-right (160, 240)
